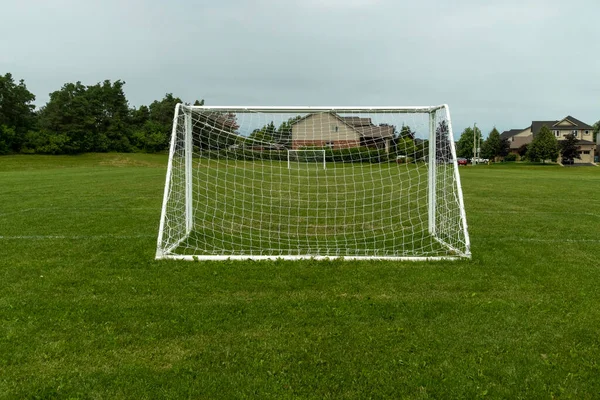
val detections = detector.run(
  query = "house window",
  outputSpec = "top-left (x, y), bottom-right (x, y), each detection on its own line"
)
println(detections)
top-left (331, 125), bottom-right (338, 133)
top-left (555, 131), bottom-right (560, 137)
top-left (583, 150), bottom-right (590, 155)
top-left (572, 130), bottom-right (578, 136)
top-left (585, 130), bottom-right (589, 134)
top-left (326, 141), bottom-right (334, 148)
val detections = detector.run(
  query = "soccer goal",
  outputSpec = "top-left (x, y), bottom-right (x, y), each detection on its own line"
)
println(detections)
top-left (287, 149), bottom-right (326, 170)
top-left (156, 105), bottom-right (470, 261)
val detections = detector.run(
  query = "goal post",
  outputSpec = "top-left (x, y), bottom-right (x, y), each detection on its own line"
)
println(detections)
top-left (156, 105), bottom-right (471, 261)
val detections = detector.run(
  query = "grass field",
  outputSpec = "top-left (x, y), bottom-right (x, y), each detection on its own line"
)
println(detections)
top-left (1, 154), bottom-right (599, 399)
top-left (163, 159), bottom-right (460, 258)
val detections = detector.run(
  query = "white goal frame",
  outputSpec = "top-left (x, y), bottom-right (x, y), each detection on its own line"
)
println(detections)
top-left (287, 149), bottom-right (326, 170)
top-left (156, 105), bottom-right (471, 261)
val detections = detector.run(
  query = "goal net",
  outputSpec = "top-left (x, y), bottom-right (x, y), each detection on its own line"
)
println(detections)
top-left (287, 149), bottom-right (326, 170)
top-left (156, 105), bottom-right (470, 260)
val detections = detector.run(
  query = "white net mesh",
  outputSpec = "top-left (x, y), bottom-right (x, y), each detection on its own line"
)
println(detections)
top-left (157, 106), bottom-right (470, 260)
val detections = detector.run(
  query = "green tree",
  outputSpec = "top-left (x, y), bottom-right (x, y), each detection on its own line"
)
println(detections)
top-left (131, 93), bottom-right (183, 152)
top-left (248, 121), bottom-right (276, 145)
top-left (456, 126), bottom-right (482, 159)
top-left (593, 120), bottom-right (599, 142)
top-left (21, 129), bottom-right (70, 155)
top-left (132, 120), bottom-right (170, 153)
top-left (435, 120), bottom-right (452, 161)
top-left (131, 105), bottom-right (150, 130)
top-left (399, 124), bottom-right (415, 139)
top-left (559, 133), bottom-right (580, 161)
top-left (38, 80), bottom-right (134, 153)
top-left (148, 93), bottom-right (182, 131)
top-left (37, 81), bottom-right (92, 153)
top-left (0, 73), bottom-right (37, 152)
top-left (274, 116), bottom-right (303, 148)
top-left (526, 125), bottom-right (558, 163)
top-left (481, 128), bottom-right (509, 161)
top-left (86, 80), bottom-right (133, 152)
top-left (0, 125), bottom-right (16, 154)
top-left (395, 136), bottom-right (417, 156)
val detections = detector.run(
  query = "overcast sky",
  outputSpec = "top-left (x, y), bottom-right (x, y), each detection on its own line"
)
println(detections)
top-left (1, 0), bottom-right (599, 136)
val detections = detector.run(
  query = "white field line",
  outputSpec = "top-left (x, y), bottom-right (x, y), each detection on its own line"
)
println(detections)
top-left (0, 234), bottom-right (154, 240)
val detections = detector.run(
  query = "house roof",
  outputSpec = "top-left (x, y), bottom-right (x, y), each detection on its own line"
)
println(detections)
top-left (531, 116), bottom-right (594, 136)
top-left (531, 121), bottom-right (558, 137)
top-left (356, 125), bottom-right (395, 139)
top-left (500, 129), bottom-right (525, 139)
top-left (340, 116), bottom-right (372, 127)
top-left (554, 116), bottom-right (594, 130)
top-left (574, 140), bottom-right (596, 145)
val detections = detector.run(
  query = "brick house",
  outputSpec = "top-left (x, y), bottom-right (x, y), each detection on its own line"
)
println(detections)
top-left (291, 113), bottom-right (394, 152)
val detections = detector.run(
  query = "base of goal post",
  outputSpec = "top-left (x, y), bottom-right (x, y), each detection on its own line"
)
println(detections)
top-left (156, 255), bottom-right (467, 261)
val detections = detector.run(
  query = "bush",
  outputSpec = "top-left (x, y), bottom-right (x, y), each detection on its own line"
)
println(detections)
top-left (504, 153), bottom-right (517, 162)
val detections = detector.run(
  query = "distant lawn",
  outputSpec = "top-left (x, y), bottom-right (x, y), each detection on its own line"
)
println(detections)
top-left (1, 154), bottom-right (599, 399)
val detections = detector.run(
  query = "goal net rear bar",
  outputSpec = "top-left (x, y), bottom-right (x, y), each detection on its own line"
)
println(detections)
top-left (156, 104), bottom-right (471, 261)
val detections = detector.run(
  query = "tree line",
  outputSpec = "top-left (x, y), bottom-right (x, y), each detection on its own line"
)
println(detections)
top-left (0, 73), bottom-right (204, 155)
top-left (2, 72), bottom-right (599, 156)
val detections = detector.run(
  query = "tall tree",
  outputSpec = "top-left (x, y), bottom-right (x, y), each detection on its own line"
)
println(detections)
top-left (481, 128), bottom-right (509, 161)
top-left (274, 115), bottom-right (302, 148)
top-left (456, 126), bottom-right (482, 159)
top-left (248, 121), bottom-right (276, 145)
top-left (526, 125), bottom-right (558, 163)
top-left (593, 120), bottom-right (599, 142)
top-left (399, 124), bottom-right (415, 140)
top-left (37, 80), bottom-right (134, 153)
top-left (435, 120), bottom-right (452, 161)
top-left (37, 81), bottom-right (93, 153)
top-left (0, 73), bottom-right (36, 152)
top-left (85, 80), bottom-right (132, 152)
top-left (131, 93), bottom-right (183, 152)
top-left (559, 133), bottom-right (580, 161)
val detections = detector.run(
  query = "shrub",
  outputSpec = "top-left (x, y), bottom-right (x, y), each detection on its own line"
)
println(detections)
top-left (504, 153), bottom-right (517, 162)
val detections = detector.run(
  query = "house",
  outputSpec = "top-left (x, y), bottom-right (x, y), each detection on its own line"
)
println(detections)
top-left (291, 113), bottom-right (394, 152)
top-left (501, 116), bottom-right (596, 164)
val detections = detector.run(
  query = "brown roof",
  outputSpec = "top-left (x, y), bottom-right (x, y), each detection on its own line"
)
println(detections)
top-left (500, 129), bottom-right (525, 139)
top-left (340, 116), bottom-right (372, 127)
top-left (356, 125), bottom-right (395, 139)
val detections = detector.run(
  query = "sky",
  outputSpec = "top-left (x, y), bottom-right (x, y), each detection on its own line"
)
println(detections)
top-left (1, 0), bottom-right (599, 137)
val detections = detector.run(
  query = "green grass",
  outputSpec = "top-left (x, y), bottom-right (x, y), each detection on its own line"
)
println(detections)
top-left (167, 160), bottom-right (452, 257)
top-left (1, 154), bottom-right (599, 399)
